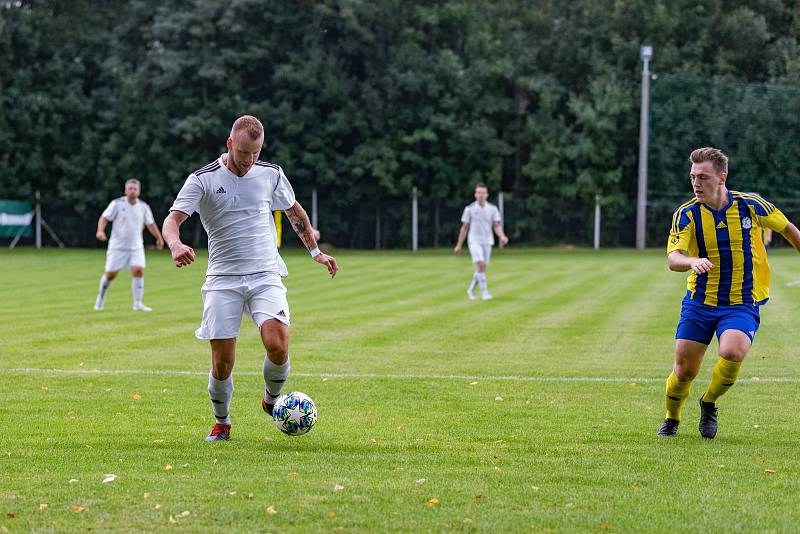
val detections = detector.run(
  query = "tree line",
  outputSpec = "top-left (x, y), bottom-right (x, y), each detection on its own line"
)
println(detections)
top-left (2, 0), bottom-right (799, 248)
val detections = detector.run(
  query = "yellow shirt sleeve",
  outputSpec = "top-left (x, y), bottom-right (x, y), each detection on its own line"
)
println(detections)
top-left (758, 207), bottom-right (789, 233)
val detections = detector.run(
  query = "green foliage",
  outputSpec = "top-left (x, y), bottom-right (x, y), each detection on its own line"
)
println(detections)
top-left (1, 0), bottom-right (798, 247)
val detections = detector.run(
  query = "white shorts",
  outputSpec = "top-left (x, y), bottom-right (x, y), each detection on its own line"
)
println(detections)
top-left (105, 248), bottom-right (146, 272)
top-left (195, 272), bottom-right (290, 340)
top-left (468, 243), bottom-right (492, 264)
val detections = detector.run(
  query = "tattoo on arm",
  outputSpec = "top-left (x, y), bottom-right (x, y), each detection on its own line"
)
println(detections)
top-left (285, 204), bottom-right (318, 250)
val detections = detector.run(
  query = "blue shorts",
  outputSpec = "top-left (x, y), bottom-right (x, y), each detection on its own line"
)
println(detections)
top-left (675, 298), bottom-right (760, 345)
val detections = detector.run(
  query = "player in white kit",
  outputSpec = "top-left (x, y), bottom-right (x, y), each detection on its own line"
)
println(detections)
top-left (94, 179), bottom-right (164, 311)
top-left (454, 183), bottom-right (509, 300)
top-left (162, 115), bottom-right (338, 442)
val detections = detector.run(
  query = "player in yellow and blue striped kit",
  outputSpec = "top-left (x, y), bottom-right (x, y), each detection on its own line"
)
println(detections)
top-left (658, 147), bottom-right (800, 439)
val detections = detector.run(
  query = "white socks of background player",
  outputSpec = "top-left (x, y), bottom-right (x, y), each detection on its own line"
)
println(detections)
top-left (132, 277), bottom-right (144, 306)
top-left (468, 272), bottom-right (478, 293)
top-left (263, 356), bottom-right (290, 406)
top-left (208, 373), bottom-right (233, 425)
top-left (476, 272), bottom-right (488, 292)
top-left (97, 274), bottom-right (112, 305)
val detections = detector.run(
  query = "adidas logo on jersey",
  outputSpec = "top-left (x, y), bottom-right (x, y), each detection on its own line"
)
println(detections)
top-left (216, 186), bottom-right (226, 194)
top-left (277, 310), bottom-right (286, 317)
top-left (716, 221), bottom-right (726, 229)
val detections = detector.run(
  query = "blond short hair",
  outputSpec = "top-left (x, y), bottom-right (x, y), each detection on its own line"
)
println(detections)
top-left (690, 147), bottom-right (728, 174)
top-left (230, 115), bottom-right (264, 141)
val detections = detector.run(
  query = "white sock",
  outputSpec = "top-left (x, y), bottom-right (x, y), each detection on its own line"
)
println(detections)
top-left (97, 274), bottom-right (112, 303)
top-left (477, 272), bottom-right (488, 292)
top-left (207, 373), bottom-right (233, 425)
top-left (263, 356), bottom-right (290, 405)
top-left (468, 272), bottom-right (478, 292)
top-left (132, 277), bottom-right (144, 305)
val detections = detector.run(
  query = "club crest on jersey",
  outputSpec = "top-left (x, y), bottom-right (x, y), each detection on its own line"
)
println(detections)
top-left (742, 217), bottom-right (752, 230)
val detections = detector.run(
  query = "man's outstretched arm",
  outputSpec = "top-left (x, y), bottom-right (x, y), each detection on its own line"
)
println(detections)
top-left (778, 222), bottom-right (800, 251)
top-left (284, 201), bottom-right (338, 278)
top-left (162, 211), bottom-right (196, 268)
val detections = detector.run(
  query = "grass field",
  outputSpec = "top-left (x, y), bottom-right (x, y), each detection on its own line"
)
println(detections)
top-left (2, 247), bottom-right (800, 532)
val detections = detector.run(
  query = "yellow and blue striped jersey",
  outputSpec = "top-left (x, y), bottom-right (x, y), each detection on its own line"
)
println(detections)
top-left (667, 191), bottom-right (789, 306)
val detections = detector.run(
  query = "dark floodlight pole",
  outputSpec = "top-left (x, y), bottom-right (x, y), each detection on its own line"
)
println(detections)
top-left (636, 45), bottom-right (653, 250)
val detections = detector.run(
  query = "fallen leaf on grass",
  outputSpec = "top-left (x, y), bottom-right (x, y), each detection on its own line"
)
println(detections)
top-left (415, 478), bottom-right (426, 485)
top-left (168, 515), bottom-right (177, 524)
top-left (154, 503), bottom-right (163, 510)
top-left (229, 492), bottom-right (237, 496)
top-left (328, 511), bottom-right (336, 519)
top-left (181, 463), bottom-right (190, 468)
top-left (39, 504), bottom-right (48, 511)
top-left (179, 511), bottom-right (190, 518)
top-left (143, 492), bottom-right (150, 499)
top-left (212, 458), bottom-right (218, 465)
top-left (0, 525), bottom-right (8, 532)
top-left (369, 439), bottom-right (377, 445)
top-left (247, 493), bottom-right (253, 499)
top-left (495, 396), bottom-right (503, 401)
top-left (426, 498), bottom-right (440, 507)
top-left (475, 494), bottom-right (485, 502)
top-left (6, 512), bottom-right (15, 519)
top-left (70, 505), bottom-right (86, 513)
top-left (153, 439), bottom-right (164, 444)
top-left (765, 469), bottom-right (777, 475)
top-left (68, 479), bottom-right (79, 484)
top-left (333, 484), bottom-right (345, 492)
top-left (266, 505), bottom-right (277, 514)
top-left (628, 383), bottom-right (637, 388)
top-left (288, 471), bottom-right (299, 478)
top-left (164, 465), bottom-right (173, 472)
top-left (469, 382), bottom-right (478, 386)
top-left (600, 523), bottom-right (613, 530)
top-left (132, 394), bottom-right (142, 401)
top-left (463, 518), bottom-right (473, 524)
top-left (102, 474), bottom-right (117, 484)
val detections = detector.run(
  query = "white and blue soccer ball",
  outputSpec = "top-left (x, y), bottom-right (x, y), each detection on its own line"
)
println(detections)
top-left (273, 391), bottom-right (317, 436)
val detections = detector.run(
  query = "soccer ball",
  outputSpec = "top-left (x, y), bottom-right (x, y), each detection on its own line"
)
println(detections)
top-left (273, 391), bottom-right (317, 436)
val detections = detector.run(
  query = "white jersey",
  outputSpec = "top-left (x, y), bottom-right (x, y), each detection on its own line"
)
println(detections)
top-left (170, 156), bottom-right (296, 276)
top-left (461, 201), bottom-right (501, 246)
top-left (102, 197), bottom-right (155, 250)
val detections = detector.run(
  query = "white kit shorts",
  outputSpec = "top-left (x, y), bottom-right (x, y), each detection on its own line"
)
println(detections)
top-left (105, 248), bottom-right (146, 272)
top-left (468, 243), bottom-right (492, 264)
top-left (195, 272), bottom-right (290, 340)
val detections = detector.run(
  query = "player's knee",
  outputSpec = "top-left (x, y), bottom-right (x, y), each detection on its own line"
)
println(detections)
top-left (131, 267), bottom-right (144, 277)
top-left (211, 360), bottom-right (234, 380)
top-left (477, 262), bottom-right (486, 271)
top-left (674, 364), bottom-right (698, 382)
top-left (106, 271), bottom-right (118, 281)
top-left (265, 342), bottom-right (288, 364)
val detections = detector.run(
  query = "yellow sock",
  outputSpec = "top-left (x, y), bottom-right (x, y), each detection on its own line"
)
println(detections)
top-left (703, 358), bottom-right (742, 403)
top-left (665, 371), bottom-right (693, 421)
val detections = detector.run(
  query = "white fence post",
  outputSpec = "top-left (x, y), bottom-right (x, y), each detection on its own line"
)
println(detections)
top-left (594, 194), bottom-right (601, 250)
top-left (412, 186), bottom-right (418, 252)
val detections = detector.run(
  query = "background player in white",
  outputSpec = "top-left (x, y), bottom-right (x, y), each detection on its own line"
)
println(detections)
top-left (162, 115), bottom-right (338, 442)
top-left (94, 179), bottom-right (164, 311)
top-left (454, 183), bottom-right (509, 300)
